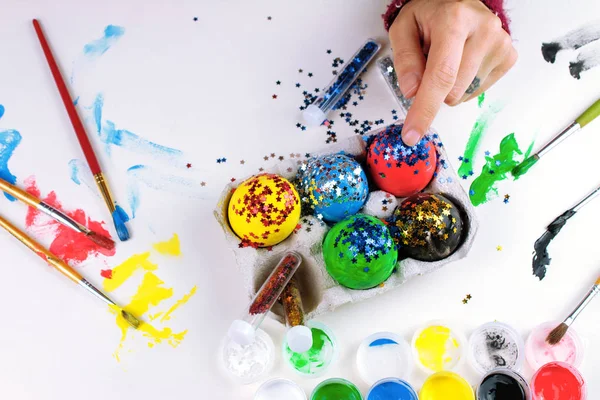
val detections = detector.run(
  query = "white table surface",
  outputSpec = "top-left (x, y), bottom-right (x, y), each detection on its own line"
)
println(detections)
top-left (1, 0), bottom-right (600, 399)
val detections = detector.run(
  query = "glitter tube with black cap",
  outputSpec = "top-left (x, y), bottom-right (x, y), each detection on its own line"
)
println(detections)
top-left (228, 251), bottom-right (302, 346)
top-left (303, 39), bottom-right (381, 126)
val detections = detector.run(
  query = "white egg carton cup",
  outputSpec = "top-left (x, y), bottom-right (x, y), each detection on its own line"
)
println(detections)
top-left (214, 128), bottom-right (479, 323)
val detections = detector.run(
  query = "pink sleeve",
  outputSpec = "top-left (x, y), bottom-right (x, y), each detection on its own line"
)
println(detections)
top-left (382, 0), bottom-right (511, 35)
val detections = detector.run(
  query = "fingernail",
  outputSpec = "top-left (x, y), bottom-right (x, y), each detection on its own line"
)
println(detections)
top-left (399, 73), bottom-right (421, 98)
top-left (402, 129), bottom-right (421, 146)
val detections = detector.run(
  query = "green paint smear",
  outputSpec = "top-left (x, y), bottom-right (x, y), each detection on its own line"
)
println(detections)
top-left (457, 101), bottom-right (502, 177)
top-left (478, 92), bottom-right (486, 108)
top-left (312, 381), bottom-right (362, 400)
top-left (285, 327), bottom-right (334, 374)
top-left (469, 133), bottom-right (535, 206)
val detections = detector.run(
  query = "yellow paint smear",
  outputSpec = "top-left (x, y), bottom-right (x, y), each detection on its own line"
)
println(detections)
top-left (152, 233), bottom-right (181, 256)
top-left (103, 252), bottom-right (156, 293)
top-left (103, 237), bottom-right (196, 361)
top-left (415, 325), bottom-right (460, 371)
top-left (161, 286), bottom-right (197, 322)
top-left (420, 372), bottom-right (474, 400)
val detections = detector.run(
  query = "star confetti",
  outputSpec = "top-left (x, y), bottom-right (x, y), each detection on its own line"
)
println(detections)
top-left (186, 163), bottom-right (192, 168)
top-left (496, 245), bottom-right (503, 251)
top-left (200, 182), bottom-right (206, 187)
top-left (193, 17), bottom-right (198, 22)
top-left (276, 80), bottom-right (281, 85)
top-left (272, 94), bottom-right (277, 99)
top-left (240, 160), bottom-right (245, 165)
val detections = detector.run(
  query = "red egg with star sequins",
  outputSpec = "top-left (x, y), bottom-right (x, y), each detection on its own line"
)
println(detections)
top-left (366, 124), bottom-right (437, 197)
top-left (228, 174), bottom-right (301, 247)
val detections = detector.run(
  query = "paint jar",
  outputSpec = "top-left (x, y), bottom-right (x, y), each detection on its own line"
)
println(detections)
top-left (282, 276), bottom-right (313, 353)
top-left (255, 378), bottom-right (308, 400)
top-left (283, 320), bottom-right (339, 377)
top-left (366, 378), bottom-right (418, 400)
top-left (228, 251), bottom-right (302, 346)
top-left (475, 368), bottom-right (531, 400)
top-left (412, 320), bottom-right (466, 374)
top-left (525, 321), bottom-right (583, 371)
top-left (468, 321), bottom-right (525, 375)
top-left (420, 371), bottom-right (475, 400)
top-left (530, 361), bottom-right (586, 400)
top-left (356, 332), bottom-right (413, 385)
top-left (311, 378), bottom-right (363, 400)
top-left (220, 328), bottom-right (275, 385)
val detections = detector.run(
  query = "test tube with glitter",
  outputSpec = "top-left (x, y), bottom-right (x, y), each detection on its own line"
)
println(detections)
top-left (281, 276), bottom-right (313, 353)
top-left (377, 55), bottom-right (413, 116)
top-left (228, 251), bottom-right (302, 346)
top-left (303, 39), bottom-right (381, 126)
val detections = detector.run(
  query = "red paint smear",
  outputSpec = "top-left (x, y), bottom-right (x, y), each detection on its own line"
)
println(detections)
top-left (532, 362), bottom-right (584, 400)
top-left (100, 269), bottom-right (113, 279)
top-left (24, 176), bottom-right (116, 265)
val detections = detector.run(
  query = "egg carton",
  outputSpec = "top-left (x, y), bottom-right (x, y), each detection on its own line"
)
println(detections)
top-left (214, 129), bottom-right (479, 323)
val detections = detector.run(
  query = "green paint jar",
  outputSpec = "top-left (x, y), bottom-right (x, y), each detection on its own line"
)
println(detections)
top-left (311, 378), bottom-right (363, 400)
top-left (283, 321), bottom-right (338, 377)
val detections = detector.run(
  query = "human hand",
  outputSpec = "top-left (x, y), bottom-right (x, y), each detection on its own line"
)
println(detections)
top-left (389, 0), bottom-right (517, 146)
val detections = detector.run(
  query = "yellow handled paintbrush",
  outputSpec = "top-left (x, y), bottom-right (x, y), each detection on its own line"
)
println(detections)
top-left (0, 214), bottom-right (139, 329)
top-left (0, 178), bottom-right (115, 250)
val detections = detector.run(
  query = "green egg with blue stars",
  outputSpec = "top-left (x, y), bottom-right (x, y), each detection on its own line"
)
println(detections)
top-left (323, 214), bottom-right (398, 290)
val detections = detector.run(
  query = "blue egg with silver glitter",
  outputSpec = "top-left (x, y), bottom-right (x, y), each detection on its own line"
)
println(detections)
top-left (296, 154), bottom-right (369, 223)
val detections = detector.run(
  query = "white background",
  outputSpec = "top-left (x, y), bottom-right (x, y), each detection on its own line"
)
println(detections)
top-left (1, 0), bottom-right (600, 399)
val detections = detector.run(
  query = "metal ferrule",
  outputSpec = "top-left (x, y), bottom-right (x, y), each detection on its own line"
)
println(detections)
top-left (565, 284), bottom-right (600, 326)
top-left (537, 122), bottom-right (580, 158)
top-left (94, 173), bottom-right (117, 214)
top-left (79, 279), bottom-right (116, 307)
top-left (38, 203), bottom-right (89, 234)
top-left (572, 185), bottom-right (600, 212)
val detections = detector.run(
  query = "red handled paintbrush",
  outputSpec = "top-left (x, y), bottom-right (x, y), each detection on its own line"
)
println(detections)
top-left (32, 19), bottom-right (130, 241)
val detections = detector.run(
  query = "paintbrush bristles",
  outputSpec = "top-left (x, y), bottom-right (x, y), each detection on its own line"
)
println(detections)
top-left (86, 231), bottom-right (116, 251)
top-left (121, 310), bottom-right (141, 330)
top-left (546, 322), bottom-right (569, 345)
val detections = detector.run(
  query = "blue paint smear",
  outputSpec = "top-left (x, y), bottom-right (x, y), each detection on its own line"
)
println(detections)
top-left (68, 159), bottom-right (82, 185)
top-left (127, 165), bottom-right (143, 218)
top-left (369, 338), bottom-right (398, 347)
top-left (0, 130), bottom-right (22, 201)
top-left (83, 25), bottom-right (125, 58)
top-left (0, 105), bottom-right (5, 120)
top-left (90, 93), bottom-right (186, 166)
top-left (73, 97), bottom-right (80, 106)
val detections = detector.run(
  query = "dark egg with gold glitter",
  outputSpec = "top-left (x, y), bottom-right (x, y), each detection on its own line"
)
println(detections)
top-left (388, 193), bottom-right (464, 261)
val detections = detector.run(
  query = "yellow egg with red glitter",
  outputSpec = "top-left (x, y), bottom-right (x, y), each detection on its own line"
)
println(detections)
top-left (228, 174), bottom-right (301, 247)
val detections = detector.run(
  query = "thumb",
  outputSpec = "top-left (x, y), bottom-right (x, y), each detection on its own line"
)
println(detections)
top-left (390, 13), bottom-right (426, 99)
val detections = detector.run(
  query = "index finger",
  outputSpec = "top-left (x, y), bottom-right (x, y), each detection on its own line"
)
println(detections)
top-left (402, 28), bottom-right (467, 146)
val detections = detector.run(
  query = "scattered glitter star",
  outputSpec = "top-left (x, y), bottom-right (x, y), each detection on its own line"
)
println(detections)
top-left (276, 80), bottom-right (281, 85)
top-left (200, 182), bottom-right (206, 187)
top-left (503, 198), bottom-right (509, 204)
top-left (496, 245), bottom-right (503, 251)
top-left (230, 177), bottom-right (236, 182)
top-left (308, 72), bottom-right (313, 77)
top-left (186, 163), bottom-right (192, 168)
top-left (270, 153), bottom-right (276, 158)
top-left (258, 167), bottom-right (264, 172)
top-left (485, 151), bottom-right (491, 156)
top-left (295, 83), bottom-right (300, 87)
top-left (504, 194), bottom-right (510, 200)
top-left (193, 17), bottom-right (198, 21)
top-left (263, 156), bottom-right (269, 161)
top-left (462, 299), bottom-right (468, 304)
top-left (298, 69), bottom-right (303, 73)
top-left (272, 94), bottom-right (277, 99)
top-left (466, 294), bottom-right (472, 300)
top-left (327, 49), bottom-right (332, 54)
top-left (240, 160), bottom-right (245, 165)
top-left (278, 156), bottom-right (284, 161)
top-left (267, 16), bottom-right (272, 20)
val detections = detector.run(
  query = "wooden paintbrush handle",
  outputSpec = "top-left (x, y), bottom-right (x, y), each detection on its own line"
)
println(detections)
top-left (0, 214), bottom-right (83, 284)
top-left (0, 178), bottom-right (41, 207)
top-left (32, 19), bottom-right (102, 175)
top-left (576, 99), bottom-right (600, 128)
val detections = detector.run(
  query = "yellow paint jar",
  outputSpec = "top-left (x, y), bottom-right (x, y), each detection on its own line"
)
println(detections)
top-left (420, 371), bottom-right (474, 400)
top-left (411, 321), bottom-right (466, 373)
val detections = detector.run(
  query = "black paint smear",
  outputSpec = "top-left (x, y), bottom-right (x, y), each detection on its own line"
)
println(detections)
top-left (532, 209), bottom-right (577, 280)
top-left (541, 42), bottom-right (561, 63)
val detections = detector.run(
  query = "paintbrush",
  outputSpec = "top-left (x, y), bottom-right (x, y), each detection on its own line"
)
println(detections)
top-left (0, 213), bottom-right (139, 329)
top-left (512, 98), bottom-right (600, 178)
top-left (546, 275), bottom-right (600, 345)
top-left (32, 19), bottom-right (130, 242)
top-left (533, 184), bottom-right (600, 280)
top-left (0, 178), bottom-right (115, 250)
